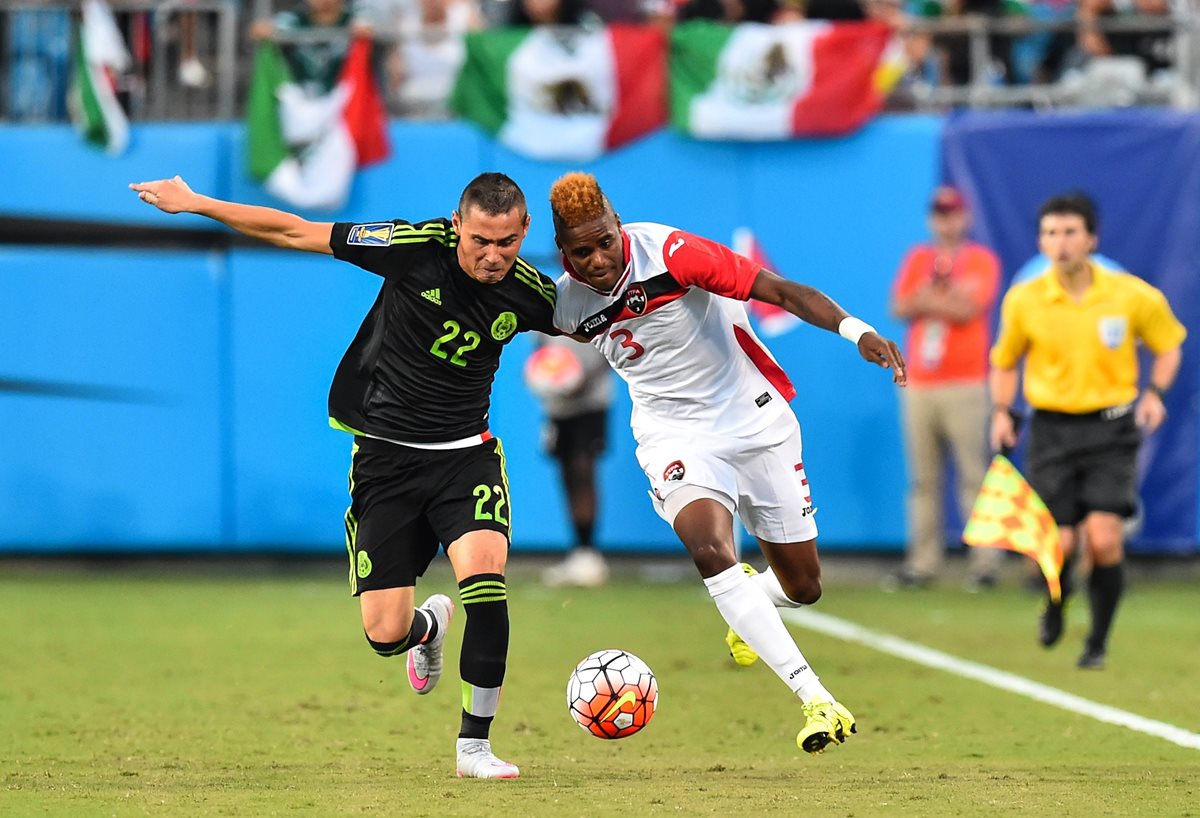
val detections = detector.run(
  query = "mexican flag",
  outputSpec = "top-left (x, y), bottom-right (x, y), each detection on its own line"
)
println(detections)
top-left (69, 0), bottom-right (130, 156)
top-left (452, 24), bottom-right (667, 161)
top-left (246, 37), bottom-right (389, 212)
top-left (672, 20), bottom-right (892, 139)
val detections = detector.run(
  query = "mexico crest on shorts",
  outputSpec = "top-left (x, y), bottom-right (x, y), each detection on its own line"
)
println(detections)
top-left (491, 311), bottom-right (518, 341)
top-left (1098, 315), bottom-right (1127, 349)
top-left (625, 285), bottom-right (647, 315)
top-left (663, 460), bottom-right (685, 481)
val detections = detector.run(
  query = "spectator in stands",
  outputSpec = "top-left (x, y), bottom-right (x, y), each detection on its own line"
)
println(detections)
top-left (251, 0), bottom-right (375, 96)
top-left (508, 0), bottom-right (594, 24)
top-left (179, 2), bottom-right (210, 89)
top-left (589, 0), bottom-right (676, 23)
top-left (1077, 0), bottom-right (1175, 76)
top-left (381, 0), bottom-right (482, 118)
top-left (886, 185), bottom-right (1003, 591)
top-left (675, 0), bottom-right (800, 23)
top-left (916, 0), bottom-right (1016, 86)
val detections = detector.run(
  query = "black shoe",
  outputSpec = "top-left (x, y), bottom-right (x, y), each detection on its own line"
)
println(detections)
top-left (1039, 602), bottom-right (1064, 647)
top-left (881, 569), bottom-right (932, 592)
top-left (1077, 645), bottom-right (1106, 669)
top-left (964, 574), bottom-right (998, 593)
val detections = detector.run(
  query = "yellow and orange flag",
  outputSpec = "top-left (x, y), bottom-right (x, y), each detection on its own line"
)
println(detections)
top-left (963, 455), bottom-right (1062, 602)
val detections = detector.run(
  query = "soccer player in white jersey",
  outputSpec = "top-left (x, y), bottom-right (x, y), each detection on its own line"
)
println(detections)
top-left (548, 172), bottom-right (907, 755)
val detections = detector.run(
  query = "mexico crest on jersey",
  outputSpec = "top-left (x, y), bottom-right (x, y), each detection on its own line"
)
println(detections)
top-left (625, 285), bottom-right (647, 315)
top-left (347, 222), bottom-right (394, 246)
top-left (491, 311), bottom-right (518, 341)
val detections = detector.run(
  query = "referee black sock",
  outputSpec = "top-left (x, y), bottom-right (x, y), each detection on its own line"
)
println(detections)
top-left (458, 573), bottom-right (509, 740)
top-left (1055, 552), bottom-right (1077, 606)
top-left (364, 608), bottom-right (433, 657)
top-left (1086, 563), bottom-right (1125, 653)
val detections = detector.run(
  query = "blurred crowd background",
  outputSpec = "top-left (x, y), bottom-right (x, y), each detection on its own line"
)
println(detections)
top-left (3, 0), bottom-right (1198, 125)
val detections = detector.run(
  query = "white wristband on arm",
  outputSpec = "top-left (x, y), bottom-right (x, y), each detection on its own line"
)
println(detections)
top-left (837, 316), bottom-right (875, 344)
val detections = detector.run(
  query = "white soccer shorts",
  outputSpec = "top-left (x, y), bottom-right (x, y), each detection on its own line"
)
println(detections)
top-left (636, 410), bottom-right (819, 544)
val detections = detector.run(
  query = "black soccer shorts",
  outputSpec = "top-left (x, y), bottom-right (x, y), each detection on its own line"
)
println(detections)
top-left (542, 409), bottom-right (608, 461)
top-left (343, 435), bottom-right (512, 595)
top-left (1027, 407), bottom-right (1140, 526)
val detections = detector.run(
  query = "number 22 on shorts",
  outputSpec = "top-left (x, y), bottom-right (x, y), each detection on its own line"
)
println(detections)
top-left (473, 483), bottom-right (509, 524)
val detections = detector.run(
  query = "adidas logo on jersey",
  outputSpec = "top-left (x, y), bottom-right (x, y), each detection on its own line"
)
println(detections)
top-left (421, 288), bottom-right (442, 306)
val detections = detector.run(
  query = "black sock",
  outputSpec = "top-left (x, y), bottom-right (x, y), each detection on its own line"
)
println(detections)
top-left (457, 573), bottom-right (508, 740)
top-left (573, 521), bottom-right (595, 550)
top-left (1086, 563), bottom-right (1124, 652)
top-left (364, 608), bottom-right (432, 657)
top-left (1054, 552), bottom-right (1077, 607)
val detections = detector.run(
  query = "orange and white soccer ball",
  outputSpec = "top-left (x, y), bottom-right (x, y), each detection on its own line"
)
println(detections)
top-left (566, 649), bottom-right (658, 739)
top-left (524, 344), bottom-right (585, 399)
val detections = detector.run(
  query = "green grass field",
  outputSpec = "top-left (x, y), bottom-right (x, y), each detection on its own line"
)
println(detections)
top-left (2, 557), bottom-right (1197, 817)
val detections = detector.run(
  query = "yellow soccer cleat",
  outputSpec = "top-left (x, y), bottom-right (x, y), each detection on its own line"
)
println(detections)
top-left (724, 563), bottom-right (760, 667)
top-left (725, 627), bottom-right (758, 667)
top-left (797, 700), bottom-right (857, 755)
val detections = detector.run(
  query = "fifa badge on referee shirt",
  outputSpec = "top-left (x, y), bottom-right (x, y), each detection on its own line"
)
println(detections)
top-left (1098, 316), bottom-right (1127, 349)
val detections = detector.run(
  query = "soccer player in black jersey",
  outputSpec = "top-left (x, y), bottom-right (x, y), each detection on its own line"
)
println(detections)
top-left (131, 172), bottom-right (557, 778)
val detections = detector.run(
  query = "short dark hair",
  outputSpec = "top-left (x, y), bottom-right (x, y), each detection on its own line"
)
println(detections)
top-left (1038, 192), bottom-right (1098, 235)
top-left (458, 172), bottom-right (527, 219)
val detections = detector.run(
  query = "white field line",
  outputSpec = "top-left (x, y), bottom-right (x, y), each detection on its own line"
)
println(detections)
top-left (781, 608), bottom-right (1200, 751)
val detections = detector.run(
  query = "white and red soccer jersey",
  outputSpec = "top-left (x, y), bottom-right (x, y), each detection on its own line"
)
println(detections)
top-left (553, 222), bottom-right (797, 440)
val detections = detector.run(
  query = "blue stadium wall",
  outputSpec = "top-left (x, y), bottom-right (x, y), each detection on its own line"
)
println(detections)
top-left (1, 112), bottom-right (1197, 555)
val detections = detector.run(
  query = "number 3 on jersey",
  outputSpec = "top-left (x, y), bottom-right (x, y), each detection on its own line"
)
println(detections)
top-left (609, 328), bottom-right (645, 361)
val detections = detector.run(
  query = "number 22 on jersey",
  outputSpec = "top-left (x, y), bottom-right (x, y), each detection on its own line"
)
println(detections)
top-left (430, 320), bottom-right (480, 367)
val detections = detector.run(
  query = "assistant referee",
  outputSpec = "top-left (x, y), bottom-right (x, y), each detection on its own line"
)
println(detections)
top-left (989, 192), bottom-right (1185, 670)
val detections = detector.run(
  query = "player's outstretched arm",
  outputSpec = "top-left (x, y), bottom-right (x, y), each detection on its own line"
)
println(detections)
top-left (750, 269), bottom-right (906, 385)
top-left (128, 176), bottom-right (334, 255)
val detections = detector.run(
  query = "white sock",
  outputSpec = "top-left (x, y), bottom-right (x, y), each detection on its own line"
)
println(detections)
top-left (704, 564), bottom-right (832, 703)
top-left (752, 567), bottom-right (803, 609)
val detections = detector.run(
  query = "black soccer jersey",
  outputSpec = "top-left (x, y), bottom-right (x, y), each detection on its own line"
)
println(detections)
top-left (328, 218), bottom-right (557, 443)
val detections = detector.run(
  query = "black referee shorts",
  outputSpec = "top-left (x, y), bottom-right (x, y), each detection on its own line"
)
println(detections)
top-left (1027, 406), bottom-right (1141, 527)
top-left (542, 409), bottom-right (608, 461)
top-left (343, 436), bottom-right (512, 595)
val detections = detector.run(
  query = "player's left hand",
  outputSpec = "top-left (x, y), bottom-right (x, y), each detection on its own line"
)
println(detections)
top-left (858, 332), bottom-right (907, 386)
top-left (129, 176), bottom-right (195, 214)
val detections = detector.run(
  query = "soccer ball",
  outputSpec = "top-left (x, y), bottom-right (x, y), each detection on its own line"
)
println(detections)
top-left (524, 344), bottom-right (585, 399)
top-left (566, 649), bottom-right (658, 739)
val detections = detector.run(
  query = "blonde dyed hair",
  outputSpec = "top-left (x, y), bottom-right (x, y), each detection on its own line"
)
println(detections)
top-left (550, 172), bottom-right (610, 230)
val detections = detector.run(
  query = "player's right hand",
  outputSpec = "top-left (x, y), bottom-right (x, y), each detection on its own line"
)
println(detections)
top-left (129, 176), bottom-right (194, 214)
top-left (990, 410), bottom-right (1017, 453)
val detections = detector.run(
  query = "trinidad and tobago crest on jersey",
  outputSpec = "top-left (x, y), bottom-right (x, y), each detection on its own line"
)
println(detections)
top-left (663, 460), bottom-right (685, 481)
top-left (625, 285), bottom-right (647, 315)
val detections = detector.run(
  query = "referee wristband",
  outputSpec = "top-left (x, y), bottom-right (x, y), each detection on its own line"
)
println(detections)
top-left (1146, 384), bottom-right (1168, 401)
top-left (837, 316), bottom-right (875, 344)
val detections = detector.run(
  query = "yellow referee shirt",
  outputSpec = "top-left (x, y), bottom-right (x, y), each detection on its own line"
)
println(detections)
top-left (990, 263), bottom-right (1186, 413)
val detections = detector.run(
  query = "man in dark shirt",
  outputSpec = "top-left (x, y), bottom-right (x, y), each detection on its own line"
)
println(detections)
top-left (130, 172), bottom-right (557, 779)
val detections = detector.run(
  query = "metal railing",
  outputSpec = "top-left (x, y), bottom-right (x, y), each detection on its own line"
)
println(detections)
top-left (899, 13), bottom-right (1200, 110)
top-left (1, 0), bottom-right (241, 121)
top-left (2, 1), bottom-right (1197, 124)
